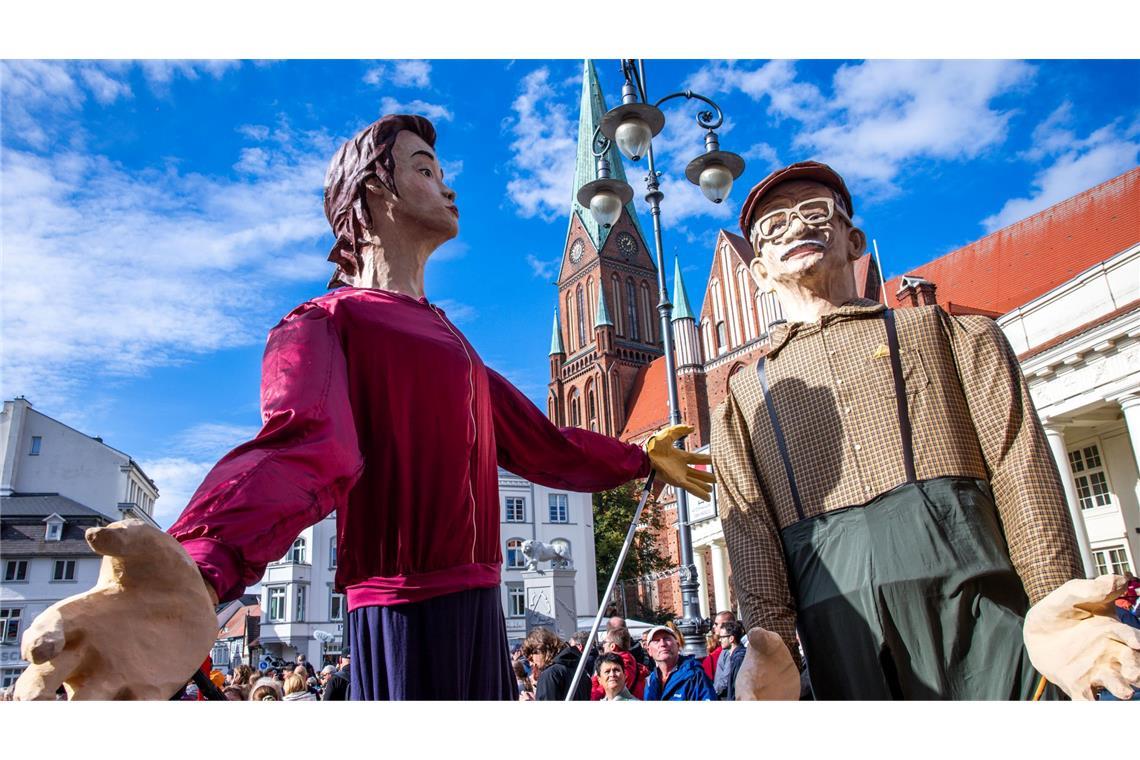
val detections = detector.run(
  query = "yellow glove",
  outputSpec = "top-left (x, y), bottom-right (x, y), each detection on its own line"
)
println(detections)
top-left (645, 424), bottom-right (715, 501)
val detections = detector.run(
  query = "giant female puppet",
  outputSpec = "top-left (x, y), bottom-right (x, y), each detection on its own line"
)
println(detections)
top-left (13, 115), bottom-right (714, 701)
top-left (716, 161), bottom-right (1139, 701)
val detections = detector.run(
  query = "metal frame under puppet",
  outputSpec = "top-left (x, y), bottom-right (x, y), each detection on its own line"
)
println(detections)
top-left (713, 161), bottom-right (1138, 701)
top-left (13, 115), bottom-right (714, 701)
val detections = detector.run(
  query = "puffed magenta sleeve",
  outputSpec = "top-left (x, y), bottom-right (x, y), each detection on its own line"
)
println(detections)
top-left (169, 303), bottom-right (364, 603)
top-left (487, 368), bottom-right (649, 492)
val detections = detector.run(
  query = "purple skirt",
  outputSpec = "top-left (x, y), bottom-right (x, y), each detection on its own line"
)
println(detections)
top-left (347, 586), bottom-right (516, 700)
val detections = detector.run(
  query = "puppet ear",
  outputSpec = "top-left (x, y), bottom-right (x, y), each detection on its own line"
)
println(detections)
top-left (748, 255), bottom-right (768, 287)
top-left (846, 225), bottom-right (867, 262)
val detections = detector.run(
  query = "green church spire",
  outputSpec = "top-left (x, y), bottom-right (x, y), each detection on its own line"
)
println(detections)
top-left (594, 282), bottom-right (614, 328)
top-left (549, 309), bottom-right (565, 356)
top-left (569, 59), bottom-right (646, 252)
top-left (672, 255), bottom-right (696, 322)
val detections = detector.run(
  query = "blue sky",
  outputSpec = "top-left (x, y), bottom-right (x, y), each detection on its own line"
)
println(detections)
top-left (2, 58), bottom-right (1138, 526)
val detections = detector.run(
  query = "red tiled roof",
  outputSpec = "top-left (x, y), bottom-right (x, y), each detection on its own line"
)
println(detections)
top-left (884, 168), bottom-right (1140, 315)
top-left (620, 356), bottom-right (670, 443)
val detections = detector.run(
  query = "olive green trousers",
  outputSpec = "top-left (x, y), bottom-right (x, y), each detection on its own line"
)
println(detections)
top-left (781, 477), bottom-right (1046, 700)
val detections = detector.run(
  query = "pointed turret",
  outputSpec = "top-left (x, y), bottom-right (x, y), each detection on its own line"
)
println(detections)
top-left (549, 308), bottom-right (566, 356)
top-left (672, 257), bottom-right (703, 372)
top-left (594, 283), bottom-right (614, 328)
top-left (671, 255), bottom-right (696, 323)
top-left (568, 59), bottom-right (645, 253)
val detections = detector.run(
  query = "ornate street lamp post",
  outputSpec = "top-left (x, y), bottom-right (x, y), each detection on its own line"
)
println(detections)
top-left (578, 59), bottom-right (745, 658)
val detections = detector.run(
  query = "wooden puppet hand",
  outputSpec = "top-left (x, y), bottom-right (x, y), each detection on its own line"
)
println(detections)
top-left (1023, 574), bottom-right (1140, 701)
top-left (13, 520), bottom-right (218, 701)
top-left (733, 627), bottom-right (801, 700)
top-left (645, 424), bottom-right (715, 501)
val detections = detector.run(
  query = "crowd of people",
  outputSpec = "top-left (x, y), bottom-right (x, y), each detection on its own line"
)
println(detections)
top-left (167, 651), bottom-right (353, 701)
top-left (512, 613), bottom-right (776, 701)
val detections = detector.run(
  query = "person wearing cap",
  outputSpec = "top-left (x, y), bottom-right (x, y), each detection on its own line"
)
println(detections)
top-left (642, 625), bottom-right (716, 701)
top-left (13, 114), bottom-right (715, 703)
top-left (713, 161), bottom-right (1136, 701)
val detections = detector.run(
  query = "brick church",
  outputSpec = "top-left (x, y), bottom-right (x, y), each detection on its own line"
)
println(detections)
top-left (548, 60), bottom-right (1140, 625)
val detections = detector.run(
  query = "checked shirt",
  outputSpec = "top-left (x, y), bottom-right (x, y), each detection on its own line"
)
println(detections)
top-left (710, 299), bottom-right (1084, 663)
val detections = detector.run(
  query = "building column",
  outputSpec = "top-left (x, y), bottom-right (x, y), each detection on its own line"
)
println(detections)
top-left (1042, 421), bottom-right (1096, 577)
top-left (1116, 393), bottom-right (1140, 480)
top-left (709, 540), bottom-right (731, 614)
top-left (694, 546), bottom-right (711, 619)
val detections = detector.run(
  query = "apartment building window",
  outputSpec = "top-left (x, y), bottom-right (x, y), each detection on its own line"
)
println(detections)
top-left (548, 493), bottom-right (569, 523)
top-left (0, 608), bottom-right (21, 644)
top-left (505, 497), bottom-right (526, 522)
top-left (506, 538), bottom-right (526, 569)
top-left (268, 587), bottom-right (286, 622)
top-left (1, 669), bottom-right (22, 689)
top-left (329, 537), bottom-right (337, 568)
top-left (295, 586), bottom-right (306, 622)
top-left (52, 559), bottom-right (76, 582)
top-left (507, 583), bottom-right (525, 618)
top-left (289, 537), bottom-right (307, 564)
top-left (330, 591), bottom-right (344, 622)
top-left (1093, 545), bottom-right (1133, 576)
top-left (45, 520), bottom-right (63, 541)
top-left (1068, 444), bottom-right (1112, 509)
top-left (4, 560), bottom-right (27, 582)
top-left (29, 436), bottom-right (42, 455)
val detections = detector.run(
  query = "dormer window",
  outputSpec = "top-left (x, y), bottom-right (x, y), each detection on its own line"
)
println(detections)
top-left (44, 514), bottom-right (65, 542)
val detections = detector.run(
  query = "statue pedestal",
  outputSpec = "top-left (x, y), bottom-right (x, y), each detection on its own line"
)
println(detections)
top-left (522, 568), bottom-right (578, 639)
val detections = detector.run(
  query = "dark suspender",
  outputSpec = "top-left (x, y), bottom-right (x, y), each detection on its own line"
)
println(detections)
top-left (882, 309), bottom-right (917, 484)
top-left (758, 309), bottom-right (916, 522)
top-left (757, 357), bottom-right (805, 521)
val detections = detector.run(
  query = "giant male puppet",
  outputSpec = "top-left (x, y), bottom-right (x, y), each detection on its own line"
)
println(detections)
top-left (715, 161), bottom-right (1139, 700)
top-left (13, 115), bottom-right (714, 701)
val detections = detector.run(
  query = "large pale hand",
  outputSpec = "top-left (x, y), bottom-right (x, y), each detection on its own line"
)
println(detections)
top-left (13, 520), bottom-right (218, 700)
top-left (733, 627), bottom-right (800, 700)
top-left (1023, 574), bottom-right (1140, 701)
top-left (645, 424), bottom-right (715, 501)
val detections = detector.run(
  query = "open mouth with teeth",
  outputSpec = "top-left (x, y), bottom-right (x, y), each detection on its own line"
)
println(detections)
top-left (781, 241), bottom-right (826, 261)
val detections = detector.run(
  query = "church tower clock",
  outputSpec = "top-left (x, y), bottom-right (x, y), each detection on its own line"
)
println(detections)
top-left (547, 60), bottom-right (663, 436)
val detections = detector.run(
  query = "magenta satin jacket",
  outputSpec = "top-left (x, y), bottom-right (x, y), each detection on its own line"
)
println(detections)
top-left (169, 288), bottom-right (649, 610)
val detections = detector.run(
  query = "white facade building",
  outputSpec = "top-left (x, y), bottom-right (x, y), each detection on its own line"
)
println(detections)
top-left (498, 469), bottom-right (598, 646)
top-left (0, 398), bottom-right (159, 687)
top-left (999, 244), bottom-right (1140, 578)
top-left (252, 469), bottom-right (600, 663)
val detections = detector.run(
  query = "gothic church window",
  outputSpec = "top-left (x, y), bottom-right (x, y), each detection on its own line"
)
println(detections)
top-left (577, 286), bottom-right (586, 347)
top-left (626, 278), bottom-right (640, 341)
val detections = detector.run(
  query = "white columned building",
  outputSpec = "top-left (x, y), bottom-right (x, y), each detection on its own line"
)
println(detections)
top-left (1000, 244), bottom-right (1140, 577)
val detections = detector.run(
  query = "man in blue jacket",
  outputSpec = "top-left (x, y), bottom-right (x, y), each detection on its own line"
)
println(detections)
top-left (643, 626), bottom-right (716, 701)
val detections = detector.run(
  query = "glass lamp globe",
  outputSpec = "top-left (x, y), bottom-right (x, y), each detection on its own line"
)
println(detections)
top-left (589, 190), bottom-right (623, 228)
top-left (614, 116), bottom-right (653, 161)
top-left (698, 163), bottom-right (734, 204)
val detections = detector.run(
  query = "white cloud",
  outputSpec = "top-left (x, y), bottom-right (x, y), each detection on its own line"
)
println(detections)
top-left (504, 67), bottom-right (577, 222)
top-left (141, 457), bottom-right (217, 527)
top-left (0, 125), bottom-right (335, 409)
top-left (743, 142), bottom-right (781, 170)
top-left (1, 60), bottom-right (241, 150)
top-left (378, 96), bottom-right (453, 122)
top-left (690, 59), bottom-right (1036, 197)
top-left (982, 112), bottom-right (1140, 231)
top-left (434, 299), bottom-right (477, 324)
top-left (526, 254), bottom-right (559, 279)
top-left (238, 124), bottom-right (271, 141)
top-left (441, 158), bottom-right (463, 182)
top-left (138, 60), bottom-right (240, 90)
top-left (431, 238), bottom-right (469, 262)
top-left (392, 60), bottom-right (432, 88)
top-left (364, 60), bottom-right (433, 89)
top-left (140, 420), bottom-right (262, 528)
top-left (174, 422), bottom-right (261, 458)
